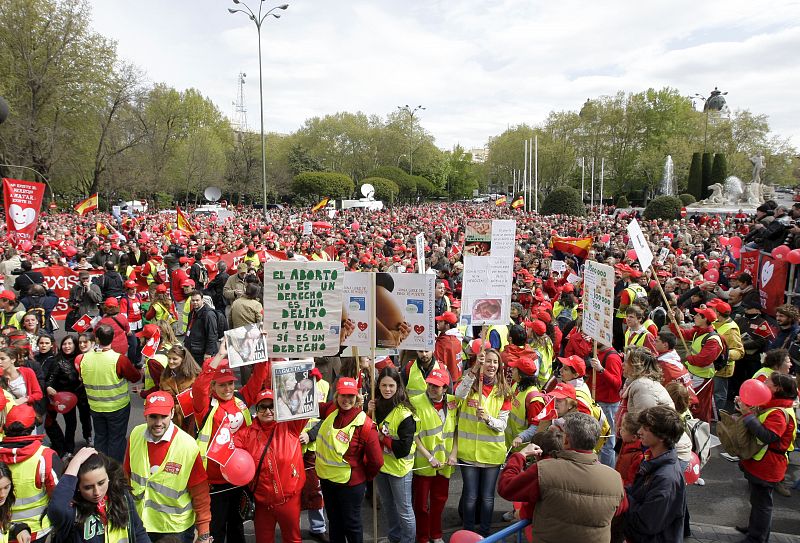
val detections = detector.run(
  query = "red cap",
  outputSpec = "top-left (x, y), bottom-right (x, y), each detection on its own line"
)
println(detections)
top-left (374, 356), bottom-right (394, 371)
top-left (143, 391), bottom-right (175, 416)
top-left (213, 366), bottom-right (237, 383)
top-left (4, 404), bottom-right (36, 429)
top-left (425, 368), bottom-right (450, 387)
top-left (179, 256), bottom-right (190, 264)
top-left (124, 280), bottom-right (137, 289)
top-left (103, 297), bottom-right (119, 307)
top-left (469, 339), bottom-right (484, 355)
top-left (337, 378), bottom-right (359, 395)
top-left (253, 389), bottom-right (274, 406)
top-left (695, 306), bottom-right (717, 323)
top-left (558, 355), bottom-right (586, 377)
top-left (562, 283), bottom-right (574, 293)
top-left (508, 356), bottom-right (538, 376)
top-left (155, 284), bottom-right (168, 294)
top-left (549, 382), bottom-right (577, 400)
top-left (712, 301), bottom-right (732, 316)
top-left (181, 278), bottom-right (195, 288)
top-left (435, 311), bottom-right (458, 325)
top-left (149, 247), bottom-right (160, 255)
top-left (536, 309), bottom-right (552, 324)
top-left (525, 319), bottom-right (547, 336)
top-left (629, 268), bottom-right (642, 278)
top-left (0, 291), bottom-right (16, 301)
top-left (136, 323), bottom-right (160, 339)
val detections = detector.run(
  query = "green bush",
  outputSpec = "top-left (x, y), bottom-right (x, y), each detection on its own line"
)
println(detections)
top-left (368, 166), bottom-right (416, 201)
top-left (292, 171), bottom-right (354, 199)
top-left (361, 177), bottom-right (399, 203)
top-left (679, 193), bottom-right (696, 205)
top-left (701, 152), bottom-right (713, 198)
top-left (616, 195), bottom-right (629, 208)
top-left (643, 195), bottom-right (683, 220)
top-left (540, 186), bottom-right (585, 216)
top-left (711, 153), bottom-right (728, 188)
top-left (687, 152), bottom-right (703, 200)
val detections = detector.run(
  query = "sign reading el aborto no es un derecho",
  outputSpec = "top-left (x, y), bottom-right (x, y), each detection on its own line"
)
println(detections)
top-left (262, 261), bottom-right (344, 357)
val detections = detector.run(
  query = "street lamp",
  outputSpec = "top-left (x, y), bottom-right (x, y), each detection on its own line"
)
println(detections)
top-left (694, 87), bottom-right (728, 153)
top-left (397, 104), bottom-right (425, 175)
top-left (228, 1), bottom-right (288, 216)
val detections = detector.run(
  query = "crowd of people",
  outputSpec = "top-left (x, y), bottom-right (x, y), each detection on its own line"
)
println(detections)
top-left (0, 198), bottom-right (795, 543)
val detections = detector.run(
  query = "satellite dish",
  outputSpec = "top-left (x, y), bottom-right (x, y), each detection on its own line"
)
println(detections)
top-left (361, 183), bottom-right (375, 200)
top-left (204, 186), bottom-right (222, 202)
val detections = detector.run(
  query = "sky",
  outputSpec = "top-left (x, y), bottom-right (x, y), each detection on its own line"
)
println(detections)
top-left (87, 0), bottom-right (800, 151)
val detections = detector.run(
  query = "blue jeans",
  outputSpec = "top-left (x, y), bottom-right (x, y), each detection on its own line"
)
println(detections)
top-left (598, 401), bottom-right (619, 468)
top-left (375, 471), bottom-right (415, 543)
top-left (307, 508), bottom-right (327, 534)
top-left (459, 463), bottom-right (501, 536)
top-left (90, 404), bottom-right (130, 462)
top-left (713, 376), bottom-right (729, 415)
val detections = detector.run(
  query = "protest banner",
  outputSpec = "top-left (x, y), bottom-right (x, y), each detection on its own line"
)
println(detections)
top-left (141, 327), bottom-right (160, 359)
top-left (375, 272), bottom-right (435, 350)
top-left (460, 219), bottom-right (516, 326)
top-left (303, 221), bottom-right (313, 236)
top-left (3, 178), bottom-right (47, 249)
top-left (626, 218), bottom-right (653, 271)
top-left (341, 272), bottom-right (372, 349)
top-left (757, 254), bottom-right (788, 316)
top-left (416, 232), bottom-right (426, 273)
top-left (176, 388), bottom-right (194, 418)
top-left (271, 359), bottom-right (319, 422)
top-left (224, 323), bottom-right (269, 367)
top-left (206, 416), bottom-right (236, 466)
top-left (550, 260), bottom-right (567, 274)
top-left (582, 260), bottom-right (615, 346)
top-left (262, 261), bottom-right (344, 357)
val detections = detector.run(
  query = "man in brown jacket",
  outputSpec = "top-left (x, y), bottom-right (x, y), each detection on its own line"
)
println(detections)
top-left (498, 412), bottom-right (627, 543)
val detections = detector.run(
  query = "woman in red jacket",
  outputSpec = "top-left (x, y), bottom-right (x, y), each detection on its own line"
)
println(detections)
top-left (315, 377), bottom-right (383, 543)
top-left (0, 347), bottom-right (42, 410)
top-left (234, 389), bottom-right (305, 543)
top-left (735, 372), bottom-right (797, 543)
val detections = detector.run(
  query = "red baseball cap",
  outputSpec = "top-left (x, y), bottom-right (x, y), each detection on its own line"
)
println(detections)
top-left (124, 280), bottom-right (137, 289)
top-left (558, 355), bottom-right (586, 377)
top-left (0, 291), bottom-right (16, 301)
top-left (425, 368), bottom-right (450, 387)
top-left (181, 278), bottom-right (195, 288)
top-left (337, 378), bottom-right (359, 395)
top-left (508, 356), bottom-right (538, 376)
top-left (435, 311), bottom-right (458, 325)
top-left (549, 382), bottom-right (577, 400)
top-left (144, 391), bottom-right (175, 416)
top-left (213, 365), bottom-right (237, 383)
top-left (253, 389), bottom-right (275, 406)
top-left (4, 404), bottom-right (36, 429)
top-left (524, 319), bottom-right (547, 336)
top-left (562, 283), bottom-right (574, 293)
top-left (695, 306), bottom-right (717, 323)
top-left (155, 284), bottom-right (168, 294)
top-left (103, 297), bottom-right (119, 307)
top-left (136, 323), bottom-right (160, 339)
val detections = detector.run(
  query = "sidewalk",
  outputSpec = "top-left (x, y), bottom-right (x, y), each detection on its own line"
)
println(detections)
top-left (687, 522), bottom-right (800, 543)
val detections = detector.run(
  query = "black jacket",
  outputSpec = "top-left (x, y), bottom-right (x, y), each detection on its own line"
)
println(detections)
top-left (45, 354), bottom-right (82, 393)
top-left (186, 304), bottom-right (218, 358)
top-left (204, 271), bottom-right (228, 310)
top-left (95, 271), bottom-right (125, 299)
top-left (624, 448), bottom-right (686, 543)
top-left (13, 271), bottom-right (44, 295)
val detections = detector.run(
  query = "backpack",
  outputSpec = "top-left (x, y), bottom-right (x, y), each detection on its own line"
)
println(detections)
top-left (683, 414), bottom-right (712, 468)
top-left (215, 309), bottom-right (228, 335)
top-left (701, 332), bottom-right (729, 372)
top-left (717, 409), bottom-right (764, 460)
top-left (193, 263), bottom-right (209, 289)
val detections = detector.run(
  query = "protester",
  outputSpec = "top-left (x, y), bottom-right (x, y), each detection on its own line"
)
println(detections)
top-left (44, 334), bottom-right (90, 456)
top-left (95, 298), bottom-right (130, 356)
top-left (185, 291), bottom-right (219, 362)
top-left (0, 461), bottom-right (33, 543)
top-left (158, 344), bottom-right (201, 433)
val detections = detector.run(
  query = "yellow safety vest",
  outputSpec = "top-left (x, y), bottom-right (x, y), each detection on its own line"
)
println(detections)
top-left (686, 332), bottom-right (722, 379)
top-left (552, 302), bottom-right (577, 323)
top-left (151, 302), bottom-right (176, 325)
top-left (506, 385), bottom-right (544, 449)
top-left (752, 367), bottom-right (774, 381)
top-left (457, 387), bottom-right (507, 465)
top-left (315, 410), bottom-right (367, 484)
top-left (486, 325), bottom-right (509, 351)
top-left (0, 391), bottom-right (13, 442)
top-left (143, 343), bottom-right (172, 390)
top-left (714, 320), bottom-right (739, 377)
top-left (303, 379), bottom-right (331, 453)
top-left (575, 384), bottom-right (611, 453)
top-left (81, 349), bottom-right (130, 412)
top-left (624, 329), bottom-right (648, 349)
top-left (411, 393), bottom-right (457, 478)
top-left (0, 311), bottom-right (23, 330)
top-left (196, 398), bottom-right (252, 468)
top-left (379, 405), bottom-right (416, 477)
top-left (128, 424), bottom-right (198, 533)
top-left (146, 259), bottom-right (165, 285)
top-left (615, 285), bottom-right (645, 318)
top-left (533, 338), bottom-right (554, 389)
top-left (9, 446), bottom-right (52, 536)
top-left (406, 360), bottom-right (443, 398)
top-left (752, 407), bottom-right (797, 461)
top-left (243, 253), bottom-right (261, 269)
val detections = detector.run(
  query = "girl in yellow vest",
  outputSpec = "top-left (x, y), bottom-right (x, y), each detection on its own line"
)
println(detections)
top-left (454, 348), bottom-right (512, 536)
top-left (0, 461), bottom-right (32, 543)
top-left (159, 344), bottom-right (201, 434)
top-left (753, 349), bottom-right (792, 382)
top-left (48, 447), bottom-right (148, 543)
top-left (367, 367), bottom-right (417, 543)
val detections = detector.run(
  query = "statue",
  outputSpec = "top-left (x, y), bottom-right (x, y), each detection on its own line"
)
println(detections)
top-left (705, 183), bottom-right (726, 205)
top-left (740, 182), bottom-right (762, 206)
top-left (750, 154), bottom-right (766, 184)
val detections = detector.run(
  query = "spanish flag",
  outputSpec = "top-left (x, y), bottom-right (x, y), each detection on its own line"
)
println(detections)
top-left (96, 222), bottom-right (110, 237)
top-left (312, 197), bottom-right (330, 213)
top-left (549, 235), bottom-right (593, 259)
top-left (495, 196), bottom-right (507, 207)
top-left (176, 206), bottom-right (196, 235)
top-left (511, 195), bottom-right (525, 209)
top-left (74, 194), bottom-right (98, 216)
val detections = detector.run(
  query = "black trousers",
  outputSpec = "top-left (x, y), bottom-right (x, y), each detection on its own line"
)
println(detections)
top-left (90, 404), bottom-right (129, 462)
top-left (210, 484), bottom-right (245, 543)
top-left (321, 479), bottom-right (366, 543)
top-left (744, 471), bottom-right (774, 543)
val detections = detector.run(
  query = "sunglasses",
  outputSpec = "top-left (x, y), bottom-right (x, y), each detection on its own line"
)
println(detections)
top-left (255, 403), bottom-right (274, 413)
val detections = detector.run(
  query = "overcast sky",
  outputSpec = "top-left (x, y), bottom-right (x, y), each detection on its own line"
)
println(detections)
top-left (88, 0), bottom-right (800, 151)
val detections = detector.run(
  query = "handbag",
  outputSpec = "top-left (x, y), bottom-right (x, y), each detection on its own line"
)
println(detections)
top-left (239, 428), bottom-right (275, 521)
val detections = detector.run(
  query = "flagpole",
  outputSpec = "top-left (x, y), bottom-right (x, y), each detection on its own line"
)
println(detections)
top-left (534, 135), bottom-right (538, 213)
top-left (581, 157), bottom-right (585, 203)
top-left (600, 158), bottom-right (605, 215)
top-left (590, 157), bottom-right (595, 210)
top-left (523, 140), bottom-right (528, 213)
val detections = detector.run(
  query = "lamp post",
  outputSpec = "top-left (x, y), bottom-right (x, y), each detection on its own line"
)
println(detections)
top-left (0, 163), bottom-right (55, 202)
top-left (694, 87), bottom-right (728, 153)
top-left (397, 104), bottom-right (425, 175)
top-left (228, 1), bottom-right (288, 216)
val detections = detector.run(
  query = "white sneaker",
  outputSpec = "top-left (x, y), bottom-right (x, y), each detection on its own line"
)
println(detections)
top-left (433, 539), bottom-right (445, 543)
top-left (720, 452), bottom-right (740, 462)
top-left (695, 477), bottom-right (705, 486)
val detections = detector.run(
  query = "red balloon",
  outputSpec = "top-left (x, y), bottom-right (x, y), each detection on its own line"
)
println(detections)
top-left (52, 391), bottom-right (78, 414)
top-left (62, 245), bottom-right (78, 258)
top-left (626, 249), bottom-right (638, 262)
top-left (730, 236), bottom-right (743, 249)
top-left (740, 379), bottom-right (772, 407)
top-left (221, 448), bottom-right (256, 486)
top-left (601, 234), bottom-right (611, 243)
top-left (450, 531), bottom-right (484, 543)
top-left (718, 236), bottom-right (729, 246)
top-left (703, 269), bottom-right (719, 282)
top-left (772, 245), bottom-right (790, 260)
top-left (787, 249), bottom-right (800, 265)
top-left (350, 221), bottom-right (360, 232)
top-left (19, 241), bottom-right (33, 252)
top-left (708, 260), bottom-right (720, 269)
top-left (684, 452), bottom-right (701, 485)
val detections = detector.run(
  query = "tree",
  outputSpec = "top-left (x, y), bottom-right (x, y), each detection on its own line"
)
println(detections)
top-left (644, 195), bottom-right (682, 220)
top-left (361, 177), bottom-right (399, 204)
top-left (701, 152), bottom-right (713, 198)
top-left (679, 193), bottom-right (696, 205)
top-left (616, 195), bottom-right (629, 208)
top-left (687, 152), bottom-right (703, 200)
top-left (367, 166), bottom-right (417, 202)
top-left (541, 187), bottom-right (585, 217)
top-left (711, 153), bottom-right (728, 189)
top-left (291, 172), bottom-right (354, 200)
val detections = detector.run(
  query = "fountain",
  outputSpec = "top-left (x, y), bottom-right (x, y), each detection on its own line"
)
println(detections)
top-left (659, 155), bottom-right (675, 196)
top-left (724, 176), bottom-right (743, 202)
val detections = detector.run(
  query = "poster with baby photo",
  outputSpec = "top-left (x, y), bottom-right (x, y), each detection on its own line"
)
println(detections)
top-left (224, 323), bottom-right (268, 367)
top-left (341, 272), bottom-right (373, 349)
top-left (375, 272), bottom-right (435, 351)
top-left (271, 359), bottom-right (319, 422)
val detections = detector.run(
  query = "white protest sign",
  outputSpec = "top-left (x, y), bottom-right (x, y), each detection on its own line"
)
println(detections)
top-left (375, 272), bottom-right (435, 351)
top-left (626, 219), bottom-right (653, 271)
top-left (551, 260), bottom-right (567, 274)
top-left (581, 260), bottom-right (615, 346)
top-left (341, 272), bottom-right (373, 349)
top-left (262, 261), bottom-right (344, 357)
top-left (271, 359), bottom-right (319, 422)
top-left (302, 221), bottom-right (312, 236)
top-left (416, 232), bottom-right (426, 273)
top-left (224, 323), bottom-right (268, 367)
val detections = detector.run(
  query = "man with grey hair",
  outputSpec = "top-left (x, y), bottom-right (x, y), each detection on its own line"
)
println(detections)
top-left (498, 412), bottom-right (626, 543)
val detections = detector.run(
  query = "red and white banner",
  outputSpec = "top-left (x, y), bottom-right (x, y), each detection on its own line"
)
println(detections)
top-left (758, 254), bottom-right (789, 316)
top-left (3, 178), bottom-right (46, 249)
top-left (739, 250), bottom-right (760, 280)
top-left (176, 388), bottom-right (194, 418)
top-left (206, 416), bottom-right (236, 466)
